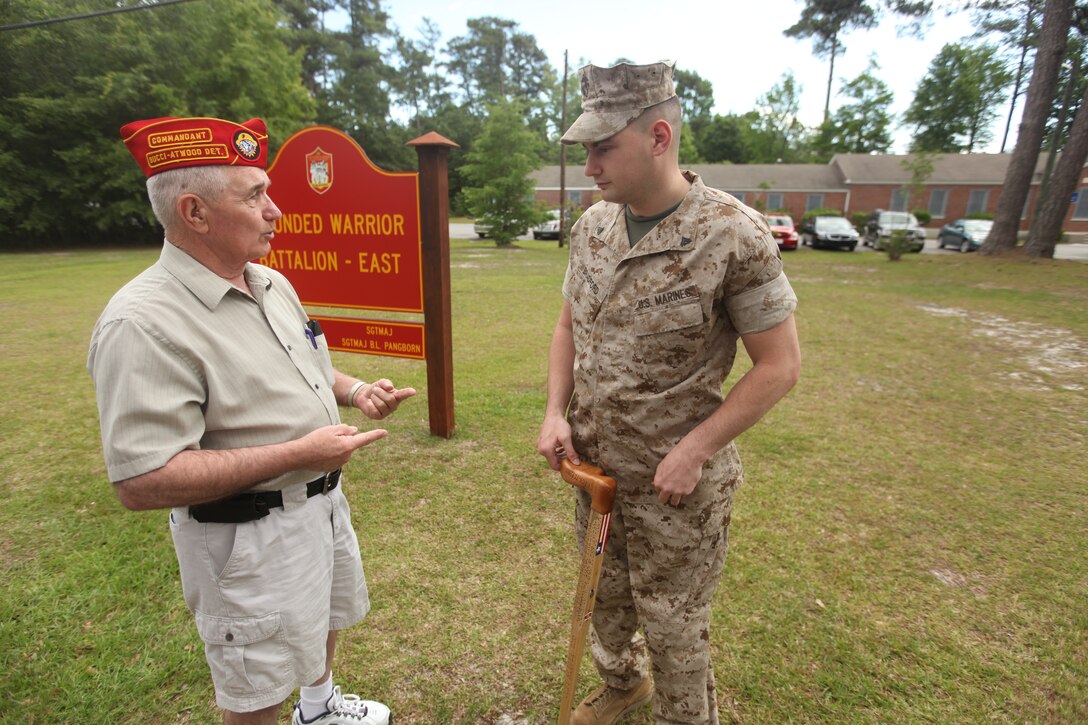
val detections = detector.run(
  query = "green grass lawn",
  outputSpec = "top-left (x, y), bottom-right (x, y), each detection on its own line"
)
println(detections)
top-left (1, 242), bottom-right (1085, 723)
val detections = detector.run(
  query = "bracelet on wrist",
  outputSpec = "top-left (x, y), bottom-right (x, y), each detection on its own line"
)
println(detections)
top-left (347, 380), bottom-right (367, 407)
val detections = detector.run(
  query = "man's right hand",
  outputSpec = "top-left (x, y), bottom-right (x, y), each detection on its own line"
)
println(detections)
top-left (536, 415), bottom-right (580, 470)
top-left (302, 423), bottom-right (388, 471)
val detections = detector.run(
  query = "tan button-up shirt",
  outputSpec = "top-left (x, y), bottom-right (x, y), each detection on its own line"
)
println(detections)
top-left (88, 242), bottom-right (338, 490)
top-left (562, 173), bottom-right (797, 484)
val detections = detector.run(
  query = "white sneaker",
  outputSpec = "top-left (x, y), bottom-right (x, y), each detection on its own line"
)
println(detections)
top-left (291, 685), bottom-right (391, 725)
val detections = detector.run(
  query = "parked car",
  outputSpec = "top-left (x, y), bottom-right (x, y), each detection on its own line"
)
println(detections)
top-left (533, 209), bottom-right (562, 240)
top-left (765, 214), bottom-right (798, 251)
top-left (801, 216), bottom-right (859, 251)
top-left (863, 210), bottom-right (926, 252)
top-left (473, 219), bottom-right (528, 239)
top-left (937, 218), bottom-right (993, 253)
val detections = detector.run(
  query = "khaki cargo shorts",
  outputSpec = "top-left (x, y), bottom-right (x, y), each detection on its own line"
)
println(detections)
top-left (169, 483), bottom-right (369, 712)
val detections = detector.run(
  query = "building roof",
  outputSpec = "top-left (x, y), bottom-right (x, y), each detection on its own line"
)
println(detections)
top-left (530, 163), bottom-right (845, 192)
top-left (830, 152), bottom-right (1061, 185)
top-left (687, 164), bottom-right (846, 192)
top-left (532, 153), bottom-right (1081, 194)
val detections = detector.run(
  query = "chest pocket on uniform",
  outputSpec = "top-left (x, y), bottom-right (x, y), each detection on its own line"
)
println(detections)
top-left (635, 299), bottom-right (703, 335)
top-left (632, 299), bottom-right (705, 375)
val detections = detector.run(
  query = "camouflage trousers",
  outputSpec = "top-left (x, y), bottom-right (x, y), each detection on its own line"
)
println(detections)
top-left (574, 461), bottom-right (736, 724)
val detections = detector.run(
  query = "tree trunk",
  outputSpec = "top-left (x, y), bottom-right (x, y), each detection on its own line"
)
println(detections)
top-left (1001, 1), bottom-right (1036, 153)
top-left (1030, 58), bottom-right (1079, 243)
top-left (1023, 81), bottom-right (1088, 257)
top-left (823, 34), bottom-right (838, 124)
top-left (981, 0), bottom-right (1073, 256)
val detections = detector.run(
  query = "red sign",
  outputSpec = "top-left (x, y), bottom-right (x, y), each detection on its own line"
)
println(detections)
top-left (312, 316), bottom-right (425, 360)
top-left (263, 126), bottom-right (423, 313)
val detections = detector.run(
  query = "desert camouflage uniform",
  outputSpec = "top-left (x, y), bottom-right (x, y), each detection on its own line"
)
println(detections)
top-left (564, 172), bottom-right (797, 724)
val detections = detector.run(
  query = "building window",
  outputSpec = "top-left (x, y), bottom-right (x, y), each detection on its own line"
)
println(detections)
top-left (731, 191), bottom-right (746, 203)
top-left (767, 192), bottom-right (784, 210)
top-left (1074, 187), bottom-right (1088, 220)
top-left (890, 189), bottom-right (910, 211)
top-left (928, 189), bottom-right (948, 218)
top-left (967, 189), bottom-right (990, 216)
top-left (806, 193), bottom-right (824, 211)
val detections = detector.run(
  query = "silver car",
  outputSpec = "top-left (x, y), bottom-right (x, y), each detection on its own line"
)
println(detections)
top-left (864, 211), bottom-right (926, 252)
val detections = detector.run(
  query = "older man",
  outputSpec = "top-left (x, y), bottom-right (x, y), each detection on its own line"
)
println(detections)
top-left (537, 63), bottom-right (801, 724)
top-left (89, 116), bottom-right (413, 724)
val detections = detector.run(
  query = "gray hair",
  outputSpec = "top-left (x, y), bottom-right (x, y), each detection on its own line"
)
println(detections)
top-left (146, 166), bottom-right (231, 230)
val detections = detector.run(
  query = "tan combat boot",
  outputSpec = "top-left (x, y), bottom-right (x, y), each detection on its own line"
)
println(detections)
top-left (570, 678), bottom-right (653, 725)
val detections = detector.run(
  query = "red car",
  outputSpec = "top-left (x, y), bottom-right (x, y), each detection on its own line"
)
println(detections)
top-left (765, 214), bottom-right (798, 251)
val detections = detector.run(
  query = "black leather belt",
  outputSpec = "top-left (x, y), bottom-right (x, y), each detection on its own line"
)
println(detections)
top-left (189, 469), bottom-right (341, 523)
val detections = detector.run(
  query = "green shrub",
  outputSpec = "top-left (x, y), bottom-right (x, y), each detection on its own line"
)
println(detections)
top-left (885, 229), bottom-right (911, 261)
top-left (801, 207), bottom-right (843, 226)
top-left (850, 211), bottom-right (869, 233)
top-left (912, 209), bottom-right (932, 226)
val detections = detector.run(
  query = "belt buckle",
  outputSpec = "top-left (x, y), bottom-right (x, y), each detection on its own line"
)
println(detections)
top-left (322, 470), bottom-right (334, 495)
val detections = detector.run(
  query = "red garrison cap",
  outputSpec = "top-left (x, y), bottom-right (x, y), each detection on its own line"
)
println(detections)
top-left (120, 116), bottom-right (269, 177)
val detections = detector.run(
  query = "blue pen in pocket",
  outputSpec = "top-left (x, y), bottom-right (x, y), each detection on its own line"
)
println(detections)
top-left (305, 319), bottom-right (323, 349)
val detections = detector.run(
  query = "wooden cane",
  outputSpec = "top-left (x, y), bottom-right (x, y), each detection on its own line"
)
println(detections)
top-left (558, 458), bottom-right (617, 725)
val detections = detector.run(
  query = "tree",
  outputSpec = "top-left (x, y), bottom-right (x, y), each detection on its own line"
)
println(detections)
top-left (460, 101), bottom-right (546, 245)
top-left (696, 114), bottom-right (752, 164)
top-left (0, 0), bottom-right (314, 247)
top-left (1025, 79), bottom-right (1088, 255)
top-left (813, 57), bottom-right (894, 157)
top-left (750, 73), bottom-right (810, 162)
top-left (903, 43), bottom-right (1013, 153)
top-left (272, 0), bottom-right (340, 100)
top-left (785, 0), bottom-right (878, 122)
top-left (678, 123), bottom-right (703, 164)
top-left (445, 17), bottom-right (555, 118)
top-left (320, 0), bottom-right (413, 170)
top-left (389, 18), bottom-right (450, 131)
top-left (971, 0), bottom-right (1045, 152)
top-left (544, 57), bottom-right (586, 165)
top-left (674, 68), bottom-right (715, 127)
top-left (983, 0), bottom-right (1075, 255)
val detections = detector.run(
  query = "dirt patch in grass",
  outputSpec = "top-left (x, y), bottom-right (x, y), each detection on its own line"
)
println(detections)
top-left (917, 304), bottom-right (1087, 391)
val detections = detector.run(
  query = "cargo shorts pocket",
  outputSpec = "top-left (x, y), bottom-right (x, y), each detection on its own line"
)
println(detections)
top-left (195, 610), bottom-right (292, 697)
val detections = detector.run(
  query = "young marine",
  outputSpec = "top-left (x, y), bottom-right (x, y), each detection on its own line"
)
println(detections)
top-left (537, 62), bottom-right (802, 724)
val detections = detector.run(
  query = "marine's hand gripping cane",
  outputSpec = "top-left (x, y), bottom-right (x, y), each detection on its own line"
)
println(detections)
top-left (558, 459), bottom-right (617, 725)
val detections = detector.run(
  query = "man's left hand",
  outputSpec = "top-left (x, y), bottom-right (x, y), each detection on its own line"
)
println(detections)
top-left (355, 379), bottom-right (416, 420)
top-left (652, 445), bottom-right (704, 506)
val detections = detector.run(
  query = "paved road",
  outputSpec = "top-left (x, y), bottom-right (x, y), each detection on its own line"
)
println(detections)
top-left (450, 222), bottom-right (537, 242)
top-left (452, 222), bottom-right (1088, 260)
top-left (855, 236), bottom-right (1088, 261)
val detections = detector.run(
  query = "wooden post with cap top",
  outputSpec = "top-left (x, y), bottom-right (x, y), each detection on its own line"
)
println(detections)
top-left (408, 131), bottom-right (459, 438)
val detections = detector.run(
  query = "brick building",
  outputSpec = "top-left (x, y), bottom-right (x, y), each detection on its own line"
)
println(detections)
top-left (531, 153), bottom-right (1088, 237)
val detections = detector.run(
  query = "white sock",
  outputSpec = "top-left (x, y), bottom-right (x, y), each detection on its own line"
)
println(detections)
top-left (299, 674), bottom-right (334, 721)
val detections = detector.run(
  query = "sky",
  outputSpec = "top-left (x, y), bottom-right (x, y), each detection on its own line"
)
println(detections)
top-left (374, 0), bottom-right (1020, 154)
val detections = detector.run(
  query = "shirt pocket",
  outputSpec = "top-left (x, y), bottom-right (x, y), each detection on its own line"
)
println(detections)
top-left (632, 299), bottom-right (705, 376)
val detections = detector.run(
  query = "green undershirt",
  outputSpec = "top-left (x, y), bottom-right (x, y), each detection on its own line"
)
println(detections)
top-left (625, 199), bottom-right (684, 247)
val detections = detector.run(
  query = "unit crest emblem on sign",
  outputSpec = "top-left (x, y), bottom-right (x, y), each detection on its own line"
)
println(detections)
top-left (305, 147), bottom-right (333, 194)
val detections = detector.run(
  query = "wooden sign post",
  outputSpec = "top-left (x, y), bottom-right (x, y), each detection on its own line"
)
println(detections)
top-left (408, 132), bottom-right (459, 438)
top-left (264, 126), bottom-right (459, 437)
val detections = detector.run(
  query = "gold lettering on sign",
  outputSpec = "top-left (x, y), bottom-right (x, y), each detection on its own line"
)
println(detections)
top-left (356, 252), bottom-right (402, 274)
top-left (260, 249), bottom-right (340, 272)
top-left (275, 213), bottom-right (324, 235)
top-left (329, 213), bottom-right (406, 237)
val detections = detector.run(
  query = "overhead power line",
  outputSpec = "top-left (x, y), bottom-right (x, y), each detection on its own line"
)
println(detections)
top-left (0, 0), bottom-right (200, 32)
